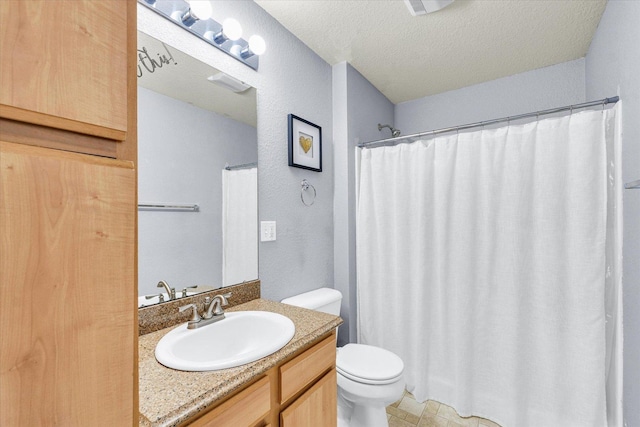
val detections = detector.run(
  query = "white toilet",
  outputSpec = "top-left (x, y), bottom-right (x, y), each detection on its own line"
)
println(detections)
top-left (281, 288), bottom-right (405, 427)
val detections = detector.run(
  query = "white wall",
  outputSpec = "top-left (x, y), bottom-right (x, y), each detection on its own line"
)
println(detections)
top-left (585, 2), bottom-right (640, 425)
top-left (137, 87), bottom-right (257, 296)
top-left (333, 62), bottom-right (394, 345)
top-left (395, 58), bottom-right (585, 133)
top-left (138, 1), bottom-right (334, 303)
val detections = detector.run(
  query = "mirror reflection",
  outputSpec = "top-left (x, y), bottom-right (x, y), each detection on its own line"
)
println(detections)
top-left (137, 31), bottom-right (258, 308)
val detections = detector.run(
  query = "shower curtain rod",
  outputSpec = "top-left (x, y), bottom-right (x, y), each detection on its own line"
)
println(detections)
top-left (225, 162), bottom-right (258, 170)
top-left (358, 96), bottom-right (619, 148)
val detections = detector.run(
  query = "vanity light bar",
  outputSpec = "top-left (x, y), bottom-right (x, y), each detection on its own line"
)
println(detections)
top-left (138, 0), bottom-right (265, 70)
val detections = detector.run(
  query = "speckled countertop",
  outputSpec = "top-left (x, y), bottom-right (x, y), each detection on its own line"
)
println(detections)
top-left (138, 299), bottom-right (342, 427)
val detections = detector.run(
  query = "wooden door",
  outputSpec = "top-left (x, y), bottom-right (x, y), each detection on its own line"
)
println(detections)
top-left (0, 0), bottom-right (128, 140)
top-left (0, 141), bottom-right (136, 425)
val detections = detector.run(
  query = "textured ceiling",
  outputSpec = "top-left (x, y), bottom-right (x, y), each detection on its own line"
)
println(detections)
top-left (254, 0), bottom-right (607, 104)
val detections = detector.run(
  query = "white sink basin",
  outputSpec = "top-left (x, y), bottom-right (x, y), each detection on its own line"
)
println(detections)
top-left (155, 311), bottom-right (295, 371)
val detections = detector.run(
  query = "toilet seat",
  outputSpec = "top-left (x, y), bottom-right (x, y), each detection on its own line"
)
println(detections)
top-left (337, 344), bottom-right (404, 385)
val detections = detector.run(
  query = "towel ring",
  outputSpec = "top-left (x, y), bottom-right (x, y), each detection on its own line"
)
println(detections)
top-left (301, 179), bottom-right (316, 206)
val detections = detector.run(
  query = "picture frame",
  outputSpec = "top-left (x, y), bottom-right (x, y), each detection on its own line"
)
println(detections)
top-left (288, 114), bottom-right (322, 172)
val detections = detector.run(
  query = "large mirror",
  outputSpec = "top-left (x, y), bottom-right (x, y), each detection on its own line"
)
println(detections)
top-left (137, 31), bottom-right (258, 307)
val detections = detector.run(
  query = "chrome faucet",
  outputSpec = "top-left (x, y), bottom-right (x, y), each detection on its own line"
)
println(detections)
top-left (178, 292), bottom-right (232, 329)
top-left (157, 280), bottom-right (176, 300)
top-left (204, 293), bottom-right (231, 319)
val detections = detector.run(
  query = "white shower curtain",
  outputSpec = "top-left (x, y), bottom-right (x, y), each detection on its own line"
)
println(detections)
top-left (356, 107), bottom-right (620, 427)
top-left (222, 167), bottom-right (258, 286)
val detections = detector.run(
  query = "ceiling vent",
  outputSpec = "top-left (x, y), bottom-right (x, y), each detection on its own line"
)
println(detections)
top-left (404, 0), bottom-right (454, 16)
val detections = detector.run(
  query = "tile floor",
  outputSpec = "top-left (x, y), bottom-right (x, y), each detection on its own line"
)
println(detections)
top-left (386, 391), bottom-right (502, 427)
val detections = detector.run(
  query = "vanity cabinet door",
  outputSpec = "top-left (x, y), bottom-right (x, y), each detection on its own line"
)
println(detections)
top-left (280, 369), bottom-right (337, 427)
top-left (0, 0), bottom-right (128, 141)
top-left (186, 375), bottom-right (271, 427)
top-left (0, 141), bottom-right (136, 426)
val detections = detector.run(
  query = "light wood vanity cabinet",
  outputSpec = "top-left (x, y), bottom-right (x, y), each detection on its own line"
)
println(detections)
top-left (0, 0), bottom-right (137, 425)
top-left (280, 370), bottom-right (337, 427)
top-left (280, 331), bottom-right (336, 405)
top-left (184, 333), bottom-right (337, 427)
top-left (187, 375), bottom-right (272, 427)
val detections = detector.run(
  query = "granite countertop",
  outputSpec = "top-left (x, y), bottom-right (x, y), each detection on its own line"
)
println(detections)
top-left (138, 298), bottom-right (342, 427)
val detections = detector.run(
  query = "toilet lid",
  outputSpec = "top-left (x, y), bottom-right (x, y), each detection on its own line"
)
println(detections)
top-left (337, 344), bottom-right (404, 385)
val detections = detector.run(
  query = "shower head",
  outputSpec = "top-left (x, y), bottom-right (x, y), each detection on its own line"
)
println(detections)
top-left (378, 123), bottom-right (401, 138)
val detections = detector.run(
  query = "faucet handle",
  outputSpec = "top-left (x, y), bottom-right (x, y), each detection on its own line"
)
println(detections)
top-left (145, 293), bottom-right (165, 302)
top-left (181, 285), bottom-right (198, 297)
top-left (218, 292), bottom-right (232, 306)
top-left (179, 303), bottom-right (201, 328)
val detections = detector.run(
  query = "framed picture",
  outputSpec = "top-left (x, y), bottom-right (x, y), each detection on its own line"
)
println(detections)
top-left (288, 114), bottom-right (322, 172)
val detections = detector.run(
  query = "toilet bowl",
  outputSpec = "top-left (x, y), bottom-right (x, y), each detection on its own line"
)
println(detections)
top-left (281, 288), bottom-right (405, 427)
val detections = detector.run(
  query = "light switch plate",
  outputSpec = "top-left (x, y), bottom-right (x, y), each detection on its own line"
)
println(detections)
top-left (261, 221), bottom-right (276, 242)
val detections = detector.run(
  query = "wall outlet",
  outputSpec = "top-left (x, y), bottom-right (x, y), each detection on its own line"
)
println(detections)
top-left (261, 221), bottom-right (276, 242)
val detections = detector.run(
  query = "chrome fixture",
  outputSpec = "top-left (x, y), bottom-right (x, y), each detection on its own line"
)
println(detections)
top-left (157, 280), bottom-right (176, 300)
top-left (378, 123), bottom-right (401, 138)
top-left (179, 292), bottom-right (232, 329)
top-left (138, 0), bottom-right (266, 70)
top-left (205, 293), bottom-right (231, 318)
top-left (225, 162), bottom-right (258, 171)
top-left (210, 18), bottom-right (242, 44)
top-left (179, 303), bottom-right (202, 329)
top-left (138, 202), bottom-right (199, 211)
top-left (363, 96), bottom-right (619, 148)
top-left (240, 35), bottom-right (266, 59)
top-left (625, 179), bottom-right (640, 189)
top-left (181, 285), bottom-right (198, 297)
top-left (145, 293), bottom-right (165, 303)
top-left (176, 0), bottom-right (212, 27)
top-left (301, 179), bottom-right (317, 207)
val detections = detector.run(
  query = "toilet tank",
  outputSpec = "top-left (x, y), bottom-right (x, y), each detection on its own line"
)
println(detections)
top-left (281, 288), bottom-right (342, 316)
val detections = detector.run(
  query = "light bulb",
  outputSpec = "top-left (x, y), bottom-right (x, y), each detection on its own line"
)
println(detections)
top-left (222, 18), bottom-right (242, 41)
top-left (188, 1), bottom-right (212, 21)
top-left (248, 35), bottom-right (266, 56)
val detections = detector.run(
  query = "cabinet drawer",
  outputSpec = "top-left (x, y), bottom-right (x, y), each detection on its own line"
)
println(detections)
top-left (187, 375), bottom-right (270, 427)
top-left (280, 334), bottom-right (335, 404)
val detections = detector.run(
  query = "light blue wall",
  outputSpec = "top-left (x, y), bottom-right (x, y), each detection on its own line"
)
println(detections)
top-left (139, 1), bottom-right (334, 303)
top-left (137, 87), bottom-right (257, 296)
top-left (585, 1), bottom-right (640, 425)
top-left (139, 8), bottom-right (639, 418)
top-left (395, 58), bottom-right (585, 133)
top-left (333, 62), bottom-right (394, 345)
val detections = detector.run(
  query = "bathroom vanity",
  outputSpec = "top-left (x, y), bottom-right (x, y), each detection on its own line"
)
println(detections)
top-left (138, 299), bottom-right (342, 426)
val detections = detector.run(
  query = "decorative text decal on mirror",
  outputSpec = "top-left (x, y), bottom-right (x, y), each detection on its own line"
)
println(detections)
top-left (137, 43), bottom-right (177, 78)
